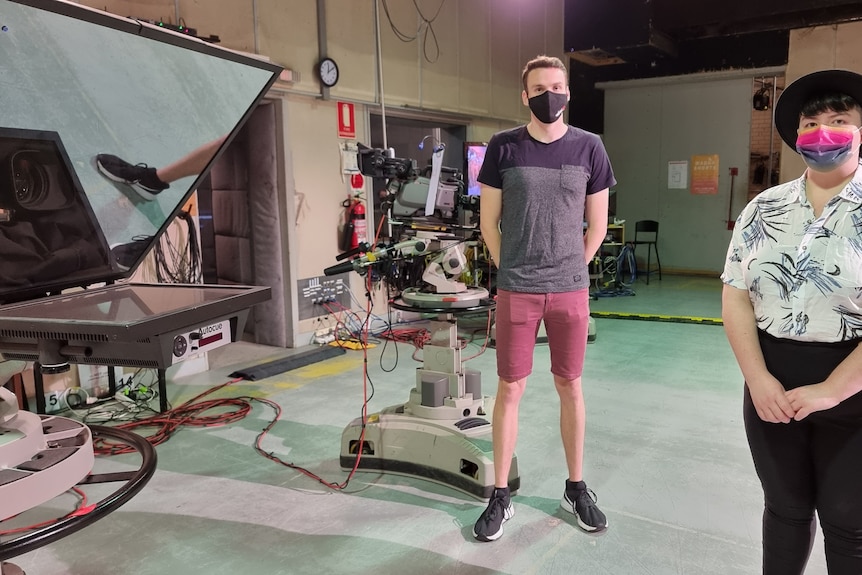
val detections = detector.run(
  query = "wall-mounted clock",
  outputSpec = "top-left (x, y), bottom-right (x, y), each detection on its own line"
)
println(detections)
top-left (318, 57), bottom-right (339, 88)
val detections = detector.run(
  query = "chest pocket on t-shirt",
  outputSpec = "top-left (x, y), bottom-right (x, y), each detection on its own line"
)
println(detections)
top-left (561, 165), bottom-right (589, 195)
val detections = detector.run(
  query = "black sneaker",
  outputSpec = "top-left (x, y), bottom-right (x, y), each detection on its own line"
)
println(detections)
top-left (561, 481), bottom-right (608, 532)
top-left (96, 154), bottom-right (169, 200)
top-left (111, 235), bottom-right (154, 269)
top-left (472, 488), bottom-right (514, 542)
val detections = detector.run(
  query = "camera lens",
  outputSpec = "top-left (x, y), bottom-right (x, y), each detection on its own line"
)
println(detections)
top-left (11, 150), bottom-right (49, 209)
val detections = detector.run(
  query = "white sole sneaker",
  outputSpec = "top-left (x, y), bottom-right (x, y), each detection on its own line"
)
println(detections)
top-left (561, 493), bottom-right (608, 532)
top-left (472, 501), bottom-right (514, 542)
top-left (96, 158), bottom-right (162, 200)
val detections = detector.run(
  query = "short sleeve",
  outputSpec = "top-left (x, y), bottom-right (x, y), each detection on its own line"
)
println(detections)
top-left (720, 210), bottom-right (748, 289)
top-left (478, 134), bottom-right (503, 189)
top-left (587, 139), bottom-right (616, 194)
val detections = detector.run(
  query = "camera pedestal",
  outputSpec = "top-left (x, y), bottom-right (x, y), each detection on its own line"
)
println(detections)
top-left (339, 296), bottom-right (520, 499)
top-left (1, 562), bottom-right (24, 575)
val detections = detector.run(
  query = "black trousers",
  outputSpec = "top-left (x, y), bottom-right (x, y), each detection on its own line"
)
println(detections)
top-left (744, 331), bottom-right (862, 575)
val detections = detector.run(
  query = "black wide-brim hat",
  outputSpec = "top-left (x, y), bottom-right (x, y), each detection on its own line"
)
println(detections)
top-left (775, 69), bottom-right (862, 151)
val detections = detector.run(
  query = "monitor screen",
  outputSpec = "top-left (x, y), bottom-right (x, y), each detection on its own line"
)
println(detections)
top-left (0, 0), bottom-right (280, 303)
top-left (465, 142), bottom-right (487, 196)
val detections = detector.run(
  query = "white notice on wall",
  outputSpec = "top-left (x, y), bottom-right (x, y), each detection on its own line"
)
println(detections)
top-left (340, 142), bottom-right (359, 176)
top-left (668, 161), bottom-right (688, 189)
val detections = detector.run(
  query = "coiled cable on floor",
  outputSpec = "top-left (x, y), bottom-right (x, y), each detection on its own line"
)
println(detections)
top-left (594, 244), bottom-right (636, 298)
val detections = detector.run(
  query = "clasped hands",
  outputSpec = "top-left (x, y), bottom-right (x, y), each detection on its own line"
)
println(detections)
top-left (749, 376), bottom-right (841, 423)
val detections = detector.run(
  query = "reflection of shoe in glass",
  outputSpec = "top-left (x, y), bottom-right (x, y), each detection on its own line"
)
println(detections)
top-left (561, 480), bottom-right (608, 532)
top-left (472, 487), bottom-right (514, 542)
top-left (96, 154), bottom-right (169, 200)
top-left (111, 235), bottom-right (154, 269)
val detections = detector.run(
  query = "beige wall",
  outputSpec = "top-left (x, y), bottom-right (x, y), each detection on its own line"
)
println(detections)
top-left (782, 21), bottom-right (862, 182)
top-left (77, 0), bottom-right (564, 343)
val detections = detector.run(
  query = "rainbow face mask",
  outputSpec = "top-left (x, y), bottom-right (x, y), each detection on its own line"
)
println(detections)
top-left (795, 124), bottom-right (860, 171)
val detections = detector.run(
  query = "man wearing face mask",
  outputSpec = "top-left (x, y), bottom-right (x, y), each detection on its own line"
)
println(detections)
top-left (472, 55), bottom-right (615, 542)
top-left (722, 69), bottom-right (862, 574)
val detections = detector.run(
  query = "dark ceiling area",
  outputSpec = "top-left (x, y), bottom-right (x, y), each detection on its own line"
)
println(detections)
top-left (564, 0), bottom-right (862, 132)
top-left (651, 0), bottom-right (862, 40)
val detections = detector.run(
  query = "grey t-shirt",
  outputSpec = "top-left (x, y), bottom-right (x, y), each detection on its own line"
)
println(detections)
top-left (478, 125), bottom-right (616, 293)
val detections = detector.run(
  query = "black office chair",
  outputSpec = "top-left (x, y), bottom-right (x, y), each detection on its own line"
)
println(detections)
top-left (632, 220), bottom-right (661, 284)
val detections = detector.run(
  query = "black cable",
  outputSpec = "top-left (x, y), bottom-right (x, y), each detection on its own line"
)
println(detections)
top-left (154, 210), bottom-right (202, 284)
top-left (421, 13), bottom-right (440, 63)
top-left (380, 0), bottom-right (417, 41)
top-left (594, 244), bottom-right (637, 298)
top-left (379, 0), bottom-right (445, 63)
top-left (378, 282), bottom-right (402, 373)
top-left (413, 0), bottom-right (445, 23)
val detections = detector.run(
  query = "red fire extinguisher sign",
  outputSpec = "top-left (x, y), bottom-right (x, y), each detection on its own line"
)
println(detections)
top-left (338, 102), bottom-right (356, 139)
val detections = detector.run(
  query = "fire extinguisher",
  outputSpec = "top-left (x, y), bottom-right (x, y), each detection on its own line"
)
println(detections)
top-left (341, 199), bottom-right (367, 252)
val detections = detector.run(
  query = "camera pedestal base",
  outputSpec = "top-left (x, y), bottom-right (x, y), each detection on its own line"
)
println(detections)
top-left (1, 562), bottom-right (24, 575)
top-left (339, 402), bottom-right (519, 499)
top-left (339, 296), bottom-right (519, 499)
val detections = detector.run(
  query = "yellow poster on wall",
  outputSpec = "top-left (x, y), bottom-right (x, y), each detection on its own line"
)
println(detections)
top-left (691, 154), bottom-right (719, 195)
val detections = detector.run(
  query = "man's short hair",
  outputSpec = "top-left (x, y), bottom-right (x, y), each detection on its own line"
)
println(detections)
top-left (521, 55), bottom-right (567, 92)
top-left (800, 92), bottom-right (862, 120)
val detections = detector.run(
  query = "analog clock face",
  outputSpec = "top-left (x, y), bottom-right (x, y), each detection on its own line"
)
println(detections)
top-left (319, 58), bottom-right (339, 87)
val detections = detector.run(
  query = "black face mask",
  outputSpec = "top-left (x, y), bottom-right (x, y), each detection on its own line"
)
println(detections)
top-left (528, 91), bottom-right (567, 124)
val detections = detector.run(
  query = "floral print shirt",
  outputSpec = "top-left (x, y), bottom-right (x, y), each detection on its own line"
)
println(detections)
top-left (721, 166), bottom-right (862, 342)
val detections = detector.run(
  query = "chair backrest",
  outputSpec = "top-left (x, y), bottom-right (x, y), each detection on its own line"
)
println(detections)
top-left (634, 220), bottom-right (659, 242)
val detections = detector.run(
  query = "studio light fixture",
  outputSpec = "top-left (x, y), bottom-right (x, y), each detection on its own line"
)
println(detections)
top-left (753, 79), bottom-right (772, 111)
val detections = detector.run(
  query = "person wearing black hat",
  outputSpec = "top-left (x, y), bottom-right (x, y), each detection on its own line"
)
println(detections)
top-left (722, 69), bottom-right (862, 574)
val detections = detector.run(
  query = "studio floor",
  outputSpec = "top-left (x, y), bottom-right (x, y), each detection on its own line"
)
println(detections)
top-left (4, 275), bottom-right (829, 575)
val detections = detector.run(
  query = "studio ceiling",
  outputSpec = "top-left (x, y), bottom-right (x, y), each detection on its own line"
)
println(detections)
top-left (565, 0), bottom-right (862, 79)
top-left (650, 0), bottom-right (862, 40)
top-left (563, 0), bottom-right (862, 132)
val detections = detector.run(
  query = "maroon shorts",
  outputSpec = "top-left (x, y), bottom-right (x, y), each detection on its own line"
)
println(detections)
top-left (494, 289), bottom-right (590, 381)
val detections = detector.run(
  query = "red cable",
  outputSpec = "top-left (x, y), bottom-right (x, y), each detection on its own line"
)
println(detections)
top-left (0, 487), bottom-right (90, 536)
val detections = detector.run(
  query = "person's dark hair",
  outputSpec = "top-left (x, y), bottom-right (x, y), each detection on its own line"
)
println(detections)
top-left (800, 92), bottom-right (862, 119)
top-left (521, 55), bottom-right (567, 92)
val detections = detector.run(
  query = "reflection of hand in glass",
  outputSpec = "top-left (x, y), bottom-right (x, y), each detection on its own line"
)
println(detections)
top-left (95, 135), bottom-right (226, 200)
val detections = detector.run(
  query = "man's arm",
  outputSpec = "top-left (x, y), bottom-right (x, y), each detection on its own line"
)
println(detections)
top-left (583, 189), bottom-right (608, 263)
top-left (479, 184), bottom-right (503, 265)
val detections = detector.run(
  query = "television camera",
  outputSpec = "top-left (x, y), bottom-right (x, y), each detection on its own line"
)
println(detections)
top-left (357, 143), bottom-right (417, 181)
top-left (331, 145), bottom-right (487, 308)
top-left (323, 147), bottom-right (514, 500)
top-left (0, 143), bottom-right (76, 223)
top-left (357, 144), bottom-right (479, 225)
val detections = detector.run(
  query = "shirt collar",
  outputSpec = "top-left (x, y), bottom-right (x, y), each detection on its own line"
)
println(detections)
top-left (788, 173), bottom-right (807, 205)
top-left (792, 162), bottom-right (862, 206)
top-left (844, 164), bottom-right (862, 203)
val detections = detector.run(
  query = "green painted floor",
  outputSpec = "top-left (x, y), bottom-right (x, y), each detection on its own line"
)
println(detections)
top-left (4, 275), bottom-right (829, 575)
top-left (590, 273), bottom-right (724, 320)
